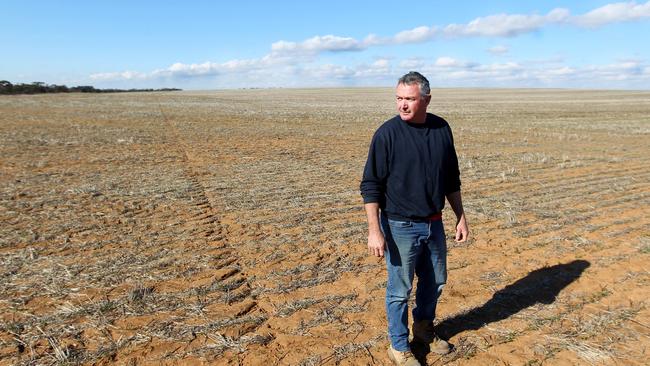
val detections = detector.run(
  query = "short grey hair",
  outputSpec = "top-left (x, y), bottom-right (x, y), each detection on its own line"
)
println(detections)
top-left (397, 71), bottom-right (430, 97)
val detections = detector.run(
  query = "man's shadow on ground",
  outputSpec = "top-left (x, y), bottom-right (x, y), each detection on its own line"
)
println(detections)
top-left (412, 259), bottom-right (590, 363)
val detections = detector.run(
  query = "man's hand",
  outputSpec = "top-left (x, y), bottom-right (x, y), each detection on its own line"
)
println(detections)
top-left (364, 203), bottom-right (385, 257)
top-left (446, 190), bottom-right (469, 243)
top-left (368, 229), bottom-right (386, 257)
top-left (455, 214), bottom-right (469, 242)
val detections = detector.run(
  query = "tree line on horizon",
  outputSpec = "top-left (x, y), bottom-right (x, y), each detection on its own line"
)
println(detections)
top-left (0, 80), bottom-right (181, 95)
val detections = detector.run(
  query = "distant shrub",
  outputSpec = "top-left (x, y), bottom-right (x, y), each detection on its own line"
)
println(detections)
top-left (0, 80), bottom-right (181, 95)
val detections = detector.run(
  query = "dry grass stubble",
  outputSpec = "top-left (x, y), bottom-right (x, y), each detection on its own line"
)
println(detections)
top-left (1, 88), bottom-right (649, 365)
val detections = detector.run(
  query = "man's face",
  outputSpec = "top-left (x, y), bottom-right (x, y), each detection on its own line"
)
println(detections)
top-left (396, 83), bottom-right (430, 123)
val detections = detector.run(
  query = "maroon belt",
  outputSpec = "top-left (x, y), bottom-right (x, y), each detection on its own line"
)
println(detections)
top-left (428, 213), bottom-right (442, 221)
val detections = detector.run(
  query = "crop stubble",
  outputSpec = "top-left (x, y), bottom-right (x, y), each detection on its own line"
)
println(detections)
top-left (1, 88), bottom-right (649, 365)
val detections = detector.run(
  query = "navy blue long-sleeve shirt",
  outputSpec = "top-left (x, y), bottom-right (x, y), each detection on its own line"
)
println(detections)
top-left (360, 113), bottom-right (461, 221)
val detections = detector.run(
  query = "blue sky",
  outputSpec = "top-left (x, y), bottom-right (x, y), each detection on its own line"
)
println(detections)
top-left (3, 1), bottom-right (650, 89)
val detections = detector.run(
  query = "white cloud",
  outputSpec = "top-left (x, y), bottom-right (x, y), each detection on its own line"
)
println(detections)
top-left (263, 1), bottom-right (650, 56)
top-left (271, 35), bottom-right (366, 54)
top-left (91, 52), bottom-right (298, 82)
top-left (432, 57), bottom-right (481, 70)
top-left (399, 58), bottom-right (426, 69)
top-left (305, 64), bottom-right (356, 79)
top-left (89, 2), bottom-right (650, 89)
top-left (90, 54), bottom-right (650, 89)
top-left (435, 57), bottom-right (463, 67)
top-left (90, 71), bottom-right (148, 81)
top-left (392, 26), bottom-right (437, 43)
top-left (488, 45), bottom-right (509, 55)
top-left (269, 26), bottom-right (437, 58)
top-left (546, 66), bottom-right (576, 76)
top-left (421, 57), bottom-right (650, 88)
top-left (579, 60), bottom-right (645, 81)
top-left (166, 62), bottom-right (220, 76)
top-left (574, 1), bottom-right (650, 27)
top-left (372, 59), bottom-right (390, 68)
top-left (362, 34), bottom-right (383, 46)
top-left (354, 59), bottom-right (392, 79)
top-left (525, 56), bottom-right (566, 65)
top-left (444, 8), bottom-right (570, 38)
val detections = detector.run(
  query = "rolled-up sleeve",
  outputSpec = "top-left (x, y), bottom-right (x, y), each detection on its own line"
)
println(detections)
top-left (360, 132), bottom-right (388, 204)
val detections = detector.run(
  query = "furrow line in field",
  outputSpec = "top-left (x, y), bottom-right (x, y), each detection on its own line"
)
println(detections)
top-left (211, 180), bottom-right (347, 200)
top-left (589, 216), bottom-right (647, 237)
top-left (473, 172), bottom-right (650, 213)
top-left (508, 193), bottom-right (650, 240)
top-left (226, 186), bottom-right (356, 203)
top-left (217, 173), bottom-right (351, 194)
top-left (233, 202), bottom-right (360, 218)
top-left (305, 214), bottom-right (366, 229)
top-left (594, 211), bottom-right (648, 235)
top-left (477, 158), bottom-right (644, 182)
top-left (468, 188), bottom-right (618, 225)
top-left (521, 180), bottom-right (650, 214)
top-left (157, 107), bottom-right (226, 246)
top-left (602, 220), bottom-right (650, 238)
top-left (233, 205), bottom-right (362, 227)
top-left (460, 157), bottom-right (600, 180)
top-left (229, 162), bottom-right (332, 176)
top-left (524, 159), bottom-right (650, 179)
top-left (224, 213), bottom-right (356, 226)
top-left (156, 105), bottom-right (265, 340)
top-left (540, 186), bottom-right (650, 219)
top-left (219, 193), bottom-right (357, 212)
top-left (543, 188), bottom-right (648, 221)
top-left (470, 164), bottom-right (650, 199)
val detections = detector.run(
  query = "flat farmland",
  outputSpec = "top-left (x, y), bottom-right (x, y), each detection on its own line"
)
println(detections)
top-left (1, 88), bottom-right (649, 365)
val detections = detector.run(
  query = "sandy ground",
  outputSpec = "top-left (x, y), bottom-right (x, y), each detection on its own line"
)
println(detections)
top-left (1, 88), bottom-right (649, 365)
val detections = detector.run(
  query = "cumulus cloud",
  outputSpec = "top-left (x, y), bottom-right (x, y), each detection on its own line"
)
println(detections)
top-left (372, 59), bottom-right (390, 68)
top-left (230, 1), bottom-right (650, 64)
top-left (268, 26), bottom-right (437, 57)
top-left (574, 1), bottom-right (650, 27)
top-left (271, 35), bottom-right (366, 54)
top-left (91, 53), bottom-right (650, 89)
top-left (91, 52), bottom-right (298, 81)
top-left (434, 57), bottom-right (463, 67)
top-left (392, 26), bottom-right (437, 43)
top-left (90, 1), bottom-right (650, 88)
top-left (488, 45), bottom-right (509, 55)
top-left (93, 60), bottom-right (255, 80)
top-left (399, 58), bottom-right (426, 69)
top-left (354, 58), bottom-right (392, 79)
top-left (166, 62), bottom-right (221, 76)
top-left (418, 56), bottom-right (650, 88)
top-left (545, 66), bottom-right (576, 76)
top-left (444, 8), bottom-right (570, 38)
top-left (438, 2), bottom-right (650, 38)
top-left (580, 60), bottom-right (646, 81)
top-left (90, 71), bottom-right (148, 81)
top-left (304, 64), bottom-right (356, 79)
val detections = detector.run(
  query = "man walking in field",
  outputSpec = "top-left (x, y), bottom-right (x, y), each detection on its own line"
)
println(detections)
top-left (360, 71), bottom-right (469, 365)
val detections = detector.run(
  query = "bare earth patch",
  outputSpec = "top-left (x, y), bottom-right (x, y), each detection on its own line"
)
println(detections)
top-left (1, 88), bottom-right (649, 365)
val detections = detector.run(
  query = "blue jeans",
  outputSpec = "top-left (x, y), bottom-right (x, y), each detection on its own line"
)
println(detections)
top-left (381, 214), bottom-right (447, 352)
